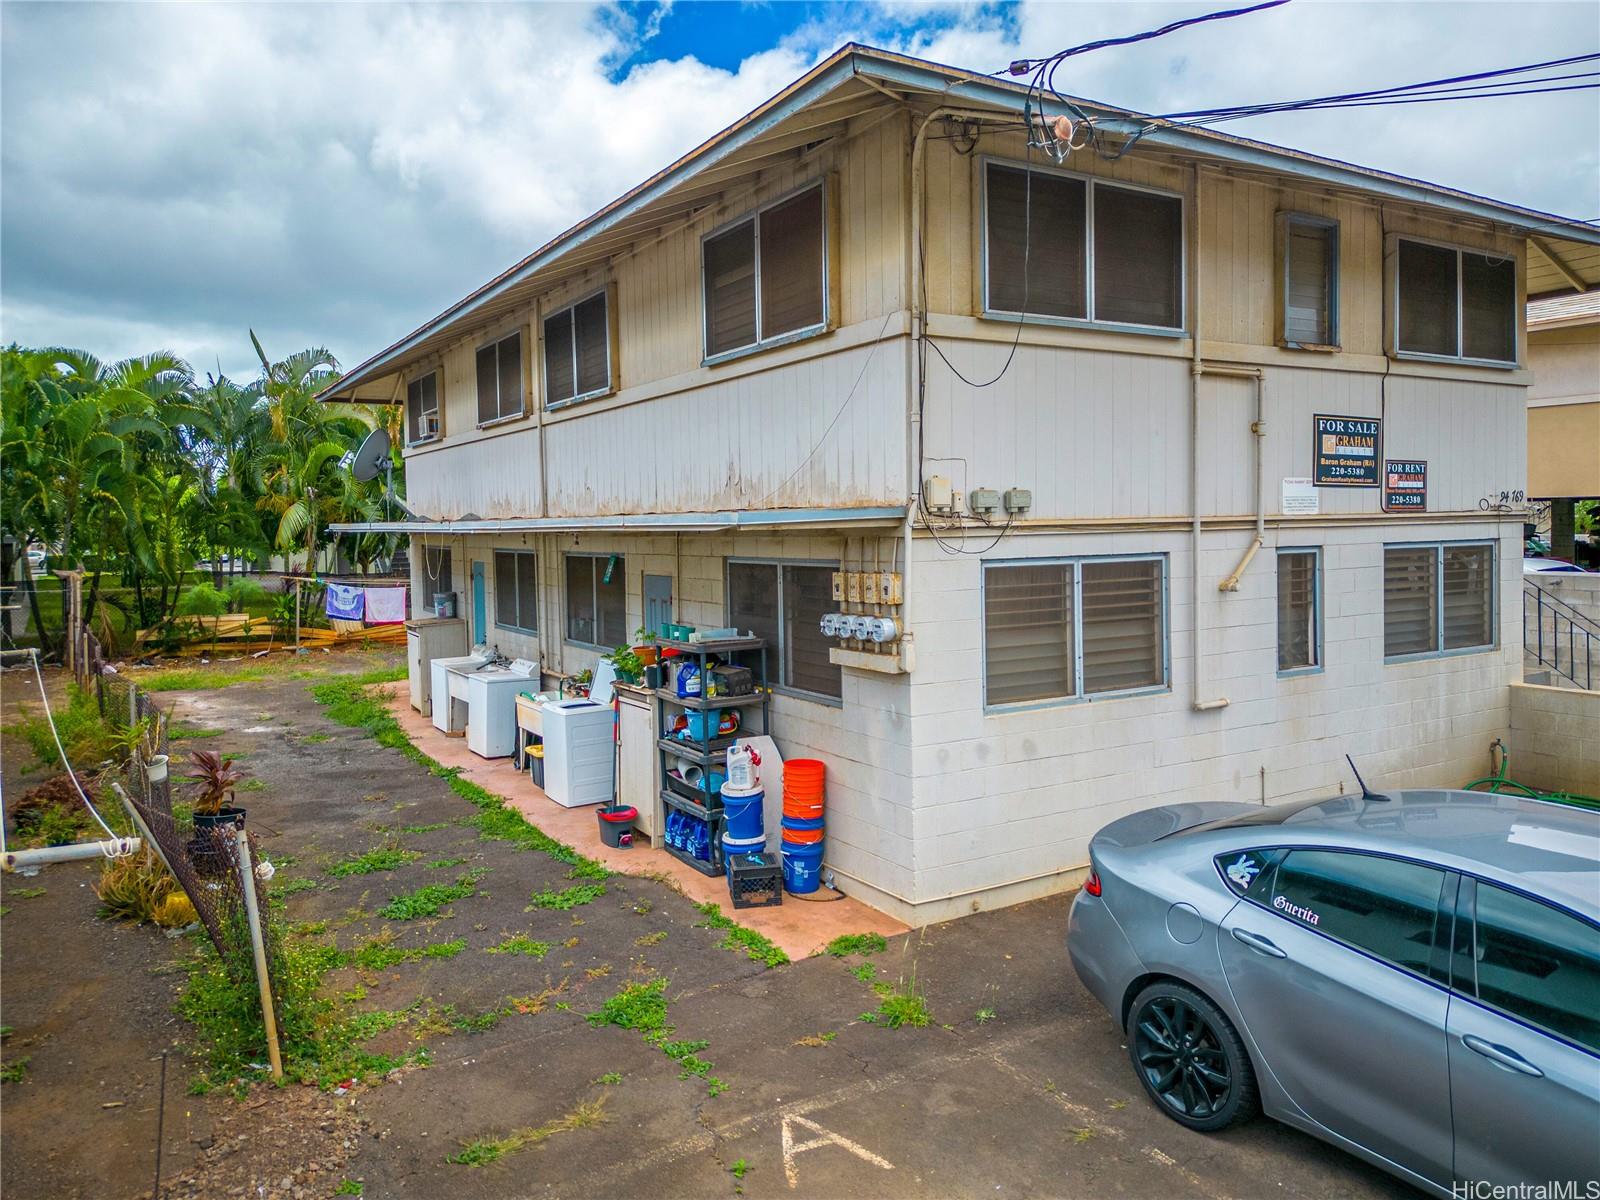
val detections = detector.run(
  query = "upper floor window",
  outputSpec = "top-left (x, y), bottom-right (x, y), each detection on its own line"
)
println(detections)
top-left (726, 560), bottom-right (841, 701)
top-left (476, 330), bottom-right (524, 425)
top-left (1383, 542), bottom-right (1495, 660)
top-left (702, 183), bottom-right (826, 361)
top-left (544, 291), bottom-right (612, 407)
top-left (1279, 214), bottom-right (1338, 348)
top-left (406, 371), bottom-right (440, 445)
top-left (565, 552), bottom-right (626, 649)
top-left (1277, 548), bottom-right (1321, 673)
top-left (1395, 238), bottom-right (1516, 364)
top-left (493, 549), bottom-right (538, 635)
top-left (984, 162), bottom-right (1183, 332)
top-left (983, 556), bottom-right (1166, 708)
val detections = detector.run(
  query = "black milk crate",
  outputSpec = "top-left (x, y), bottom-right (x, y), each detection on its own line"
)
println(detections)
top-left (708, 664), bottom-right (755, 696)
top-left (726, 851), bottom-right (783, 909)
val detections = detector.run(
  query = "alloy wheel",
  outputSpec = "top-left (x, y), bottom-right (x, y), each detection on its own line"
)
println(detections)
top-left (1133, 995), bottom-right (1233, 1120)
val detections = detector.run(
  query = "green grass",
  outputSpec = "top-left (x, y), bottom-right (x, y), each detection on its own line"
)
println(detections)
top-left (237, 778), bottom-right (268, 792)
top-left (594, 1071), bottom-right (623, 1085)
top-left (377, 871), bottom-right (486, 920)
top-left (425, 857), bottom-right (467, 870)
top-left (693, 902), bottom-right (788, 968)
top-left (399, 822), bottom-right (449, 834)
top-left (487, 934), bottom-right (551, 958)
top-left (169, 725), bottom-right (226, 740)
top-left (634, 931), bottom-right (667, 947)
top-left (276, 877), bottom-right (320, 896)
top-left (825, 932), bottom-right (887, 957)
top-left (310, 678), bottom-right (608, 879)
top-left (861, 976), bottom-right (931, 1029)
top-left (300, 733), bottom-right (334, 744)
top-left (335, 1182), bottom-right (363, 1196)
top-left (446, 1099), bottom-right (607, 1167)
top-left (0, 1057), bottom-right (30, 1084)
top-left (349, 936), bottom-right (468, 971)
top-left (8, 887), bottom-right (46, 901)
top-left (587, 979), bottom-right (725, 1098)
top-left (849, 963), bottom-right (875, 983)
top-left (328, 848), bottom-right (421, 877)
top-left (143, 665), bottom-right (275, 692)
top-left (526, 884), bottom-right (606, 911)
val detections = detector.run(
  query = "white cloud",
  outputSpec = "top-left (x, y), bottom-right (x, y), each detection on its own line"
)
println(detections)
top-left (2, 1), bottom-right (1594, 380)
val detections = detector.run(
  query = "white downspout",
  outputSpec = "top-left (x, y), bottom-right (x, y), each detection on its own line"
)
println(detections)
top-left (1212, 365), bottom-right (1266, 592)
top-left (1190, 164), bottom-right (1229, 713)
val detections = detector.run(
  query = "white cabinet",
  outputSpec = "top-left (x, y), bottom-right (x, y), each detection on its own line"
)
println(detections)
top-left (406, 618), bottom-right (467, 714)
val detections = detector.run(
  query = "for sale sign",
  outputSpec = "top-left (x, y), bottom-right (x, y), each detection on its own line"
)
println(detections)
top-left (1313, 415), bottom-right (1381, 487)
top-left (1384, 459), bottom-right (1427, 512)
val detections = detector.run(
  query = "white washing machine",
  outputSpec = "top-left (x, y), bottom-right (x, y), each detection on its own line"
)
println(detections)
top-left (431, 646), bottom-right (492, 734)
top-left (465, 658), bottom-right (540, 759)
top-left (540, 698), bottom-right (615, 807)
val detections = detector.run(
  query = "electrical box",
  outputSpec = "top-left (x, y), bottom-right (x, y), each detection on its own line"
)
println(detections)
top-left (831, 571), bottom-right (844, 602)
top-left (969, 488), bottom-right (1001, 517)
top-left (1003, 487), bottom-right (1032, 514)
top-left (877, 572), bottom-right (902, 605)
top-left (845, 572), bottom-right (862, 603)
top-left (923, 475), bottom-right (953, 515)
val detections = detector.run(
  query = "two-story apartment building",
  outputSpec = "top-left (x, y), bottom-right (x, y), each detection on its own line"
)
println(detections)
top-left (324, 45), bottom-right (1600, 924)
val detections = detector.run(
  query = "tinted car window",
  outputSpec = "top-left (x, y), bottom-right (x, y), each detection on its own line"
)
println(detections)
top-left (1216, 848), bottom-right (1280, 900)
top-left (1269, 850), bottom-right (1445, 973)
top-left (1472, 882), bottom-right (1600, 1055)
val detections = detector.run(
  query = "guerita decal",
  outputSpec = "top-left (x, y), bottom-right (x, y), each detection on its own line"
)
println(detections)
top-left (1273, 894), bottom-right (1320, 926)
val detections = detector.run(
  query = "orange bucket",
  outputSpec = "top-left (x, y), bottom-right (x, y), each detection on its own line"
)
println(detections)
top-left (780, 826), bottom-right (824, 845)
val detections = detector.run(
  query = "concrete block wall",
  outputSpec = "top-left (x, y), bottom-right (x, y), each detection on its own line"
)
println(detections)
top-left (1508, 682), bottom-right (1600, 797)
top-left (902, 518), bottom-right (1522, 923)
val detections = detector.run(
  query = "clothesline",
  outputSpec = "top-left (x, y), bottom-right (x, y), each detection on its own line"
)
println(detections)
top-left (325, 582), bottom-right (409, 625)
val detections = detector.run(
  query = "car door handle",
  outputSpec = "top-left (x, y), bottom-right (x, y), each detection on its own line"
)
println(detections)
top-left (1462, 1035), bottom-right (1544, 1078)
top-left (1231, 928), bottom-right (1288, 958)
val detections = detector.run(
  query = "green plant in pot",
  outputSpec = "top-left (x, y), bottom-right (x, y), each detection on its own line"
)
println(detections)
top-left (632, 625), bottom-right (659, 667)
top-left (605, 645), bottom-right (644, 685)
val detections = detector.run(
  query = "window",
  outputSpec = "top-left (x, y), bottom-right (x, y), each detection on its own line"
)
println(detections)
top-left (543, 292), bottom-right (611, 407)
top-left (983, 557), bottom-right (1166, 707)
top-left (493, 550), bottom-right (538, 635)
top-left (419, 545), bottom-right (452, 599)
top-left (1269, 850), bottom-right (1446, 975)
top-left (703, 184), bottom-right (826, 360)
top-left (984, 162), bottom-right (1183, 331)
top-left (406, 371), bottom-right (440, 444)
top-left (1384, 542), bottom-right (1495, 659)
top-left (475, 330), bottom-right (524, 424)
top-left (1470, 882), bottom-right (1600, 1054)
top-left (1279, 214), bottom-right (1338, 347)
top-left (1395, 238), bottom-right (1516, 364)
top-left (565, 553), bottom-right (625, 648)
top-left (1215, 848), bottom-right (1281, 900)
top-left (726, 561), bottom-right (840, 700)
top-left (1277, 549), bottom-right (1321, 673)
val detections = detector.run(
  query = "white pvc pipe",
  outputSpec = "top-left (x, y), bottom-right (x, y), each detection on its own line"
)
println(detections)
top-left (3, 838), bottom-right (140, 871)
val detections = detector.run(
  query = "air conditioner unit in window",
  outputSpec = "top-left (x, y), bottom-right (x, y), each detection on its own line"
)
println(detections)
top-left (422, 414), bottom-right (440, 438)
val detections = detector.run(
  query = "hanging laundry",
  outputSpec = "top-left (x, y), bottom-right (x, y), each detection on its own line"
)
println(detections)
top-left (325, 583), bottom-right (365, 621)
top-left (363, 587), bottom-right (408, 625)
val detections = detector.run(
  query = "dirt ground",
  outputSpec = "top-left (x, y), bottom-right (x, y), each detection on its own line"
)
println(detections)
top-left (2, 650), bottom-right (1414, 1200)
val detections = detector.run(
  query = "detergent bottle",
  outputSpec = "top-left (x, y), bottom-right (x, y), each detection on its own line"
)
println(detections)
top-left (726, 743), bottom-right (762, 792)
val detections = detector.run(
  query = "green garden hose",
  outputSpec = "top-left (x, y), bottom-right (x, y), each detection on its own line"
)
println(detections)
top-left (1465, 739), bottom-right (1600, 811)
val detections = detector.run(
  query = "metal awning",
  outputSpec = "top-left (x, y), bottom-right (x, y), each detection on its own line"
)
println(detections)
top-left (329, 505), bottom-right (909, 536)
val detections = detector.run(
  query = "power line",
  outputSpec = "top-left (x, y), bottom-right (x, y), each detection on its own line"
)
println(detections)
top-left (1004, 0), bottom-right (1291, 77)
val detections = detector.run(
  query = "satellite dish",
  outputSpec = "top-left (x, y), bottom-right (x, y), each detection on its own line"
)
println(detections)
top-left (350, 428), bottom-right (392, 483)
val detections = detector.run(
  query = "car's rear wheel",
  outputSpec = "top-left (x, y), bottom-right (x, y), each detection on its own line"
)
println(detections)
top-left (1127, 981), bottom-right (1258, 1132)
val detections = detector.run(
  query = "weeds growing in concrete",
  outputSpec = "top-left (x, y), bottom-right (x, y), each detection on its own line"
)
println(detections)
top-left (377, 870), bottom-right (486, 920)
top-left (446, 1099), bottom-right (607, 1167)
top-left (329, 847), bottom-right (421, 877)
top-left (692, 902), bottom-right (788, 968)
top-left (487, 934), bottom-right (550, 958)
top-left (824, 932), bottom-right (887, 957)
top-left (527, 884), bottom-right (606, 911)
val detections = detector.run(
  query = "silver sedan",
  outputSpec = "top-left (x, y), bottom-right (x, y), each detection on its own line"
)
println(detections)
top-left (1068, 788), bottom-right (1600, 1197)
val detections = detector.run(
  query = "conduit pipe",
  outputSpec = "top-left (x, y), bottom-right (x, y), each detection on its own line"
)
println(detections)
top-left (906, 105), bottom-right (1020, 673)
top-left (1207, 364), bottom-right (1266, 593)
top-left (1190, 164), bottom-right (1229, 713)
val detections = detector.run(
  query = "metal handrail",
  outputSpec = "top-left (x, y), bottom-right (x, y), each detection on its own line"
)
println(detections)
top-left (1523, 581), bottom-right (1597, 690)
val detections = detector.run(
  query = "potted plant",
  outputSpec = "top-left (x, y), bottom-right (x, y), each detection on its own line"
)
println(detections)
top-left (568, 668), bottom-right (593, 698)
top-left (182, 748), bottom-right (247, 830)
top-left (605, 645), bottom-right (644, 685)
top-left (632, 625), bottom-right (659, 667)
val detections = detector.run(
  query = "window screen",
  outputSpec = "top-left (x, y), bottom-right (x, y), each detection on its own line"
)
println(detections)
top-left (1384, 546), bottom-right (1438, 657)
top-left (1080, 559), bottom-right (1164, 694)
top-left (1271, 850), bottom-right (1446, 975)
top-left (476, 332), bottom-right (523, 424)
top-left (494, 550), bottom-right (538, 634)
top-left (726, 560), bottom-right (841, 699)
top-left (1461, 252), bottom-right (1515, 363)
top-left (704, 221), bottom-right (757, 357)
top-left (1277, 550), bottom-right (1319, 671)
top-left (1443, 544), bottom-right (1493, 650)
top-left (759, 188), bottom-right (825, 340)
top-left (1397, 240), bottom-right (1458, 357)
top-left (406, 372), bottom-right (439, 443)
top-left (1472, 883), bottom-right (1600, 1054)
top-left (985, 164), bottom-right (1087, 319)
top-left (1284, 218), bottom-right (1336, 346)
top-left (1093, 184), bottom-right (1183, 328)
top-left (565, 554), bottom-right (624, 647)
top-left (544, 294), bottom-right (610, 406)
top-left (984, 564), bottom-right (1074, 706)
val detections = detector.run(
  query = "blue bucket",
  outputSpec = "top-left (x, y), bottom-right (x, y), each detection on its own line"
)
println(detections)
top-left (722, 789), bottom-right (765, 842)
top-left (721, 832), bottom-right (765, 875)
top-left (781, 840), bottom-right (824, 894)
top-left (780, 814), bottom-right (825, 833)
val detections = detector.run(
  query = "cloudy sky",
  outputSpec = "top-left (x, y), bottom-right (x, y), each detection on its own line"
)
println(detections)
top-left (3, 1), bottom-right (1596, 382)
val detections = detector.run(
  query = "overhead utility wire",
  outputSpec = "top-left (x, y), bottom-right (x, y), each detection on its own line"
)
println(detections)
top-left (1003, 0), bottom-right (1291, 76)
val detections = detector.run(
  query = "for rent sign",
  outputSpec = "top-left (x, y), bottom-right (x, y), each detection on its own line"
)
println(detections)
top-left (1384, 459), bottom-right (1428, 511)
top-left (1313, 415), bottom-right (1381, 486)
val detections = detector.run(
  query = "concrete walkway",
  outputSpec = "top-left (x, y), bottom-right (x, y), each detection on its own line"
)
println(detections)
top-left (384, 693), bottom-right (906, 960)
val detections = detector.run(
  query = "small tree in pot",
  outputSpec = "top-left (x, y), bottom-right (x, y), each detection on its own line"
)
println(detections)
top-left (182, 749), bottom-right (247, 830)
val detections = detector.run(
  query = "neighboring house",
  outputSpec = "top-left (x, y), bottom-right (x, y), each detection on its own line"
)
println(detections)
top-left (1526, 289), bottom-right (1600, 564)
top-left (323, 45), bottom-right (1600, 924)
